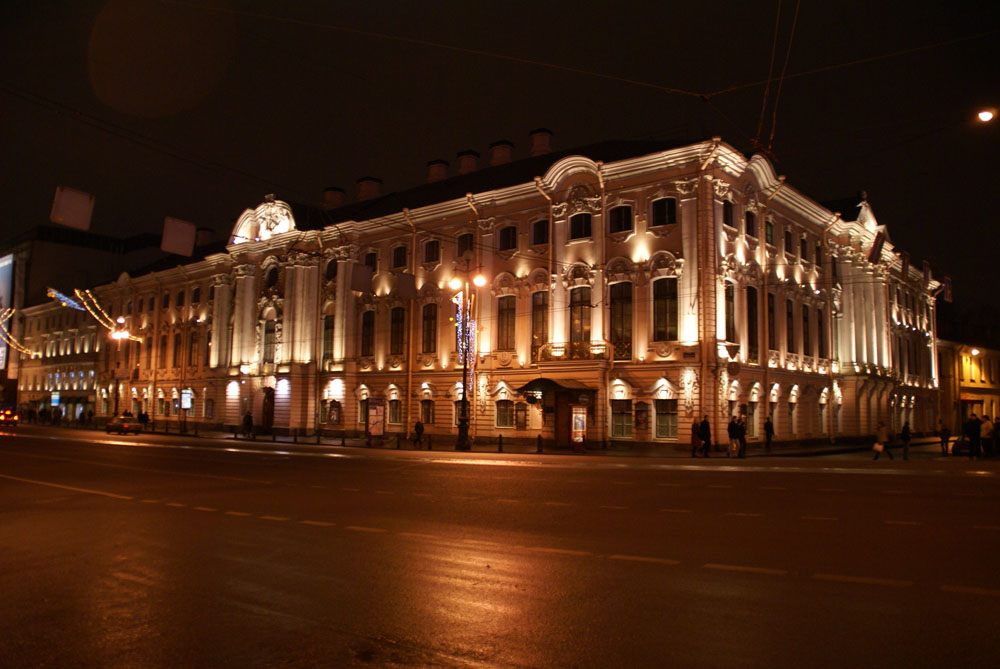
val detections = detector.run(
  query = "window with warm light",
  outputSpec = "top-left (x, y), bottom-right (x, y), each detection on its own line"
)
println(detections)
top-left (655, 399), bottom-right (678, 438)
top-left (496, 399), bottom-right (514, 428)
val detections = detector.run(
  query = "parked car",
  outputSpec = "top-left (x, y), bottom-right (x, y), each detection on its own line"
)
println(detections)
top-left (105, 415), bottom-right (142, 435)
top-left (0, 405), bottom-right (18, 432)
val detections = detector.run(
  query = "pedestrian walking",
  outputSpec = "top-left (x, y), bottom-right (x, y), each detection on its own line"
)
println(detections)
top-left (981, 415), bottom-right (995, 458)
top-left (737, 416), bottom-right (748, 458)
top-left (966, 413), bottom-right (982, 459)
top-left (727, 416), bottom-right (739, 458)
top-left (900, 421), bottom-right (911, 460)
top-left (764, 416), bottom-right (774, 452)
top-left (937, 419), bottom-right (950, 454)
top-left (690, 419), bottom-right (702, 458)
top-left (242, 410), bottom-right (254, 438)
top-left (413, 419), bottom-right (424, 448)
top-left (699, 415), bottom-right (712, 457)
top-left (873, 421), bottom-right (893, 460)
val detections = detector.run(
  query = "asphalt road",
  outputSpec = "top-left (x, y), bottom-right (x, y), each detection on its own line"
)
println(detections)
top-left (2, 426), bottom-right (999, 667)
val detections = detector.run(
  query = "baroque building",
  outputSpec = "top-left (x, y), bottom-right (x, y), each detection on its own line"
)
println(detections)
top-left (15, 136), bottom-right (941, 448)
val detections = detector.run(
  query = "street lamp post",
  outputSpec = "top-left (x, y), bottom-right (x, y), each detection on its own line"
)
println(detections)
top-left (110, 316), bottom-right (130, 416)
top-left (450, 263), bottom-right (486, 451)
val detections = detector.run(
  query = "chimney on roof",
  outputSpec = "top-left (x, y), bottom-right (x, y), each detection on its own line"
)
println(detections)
top-left (457, 150), bottom-right (479, 175)
top-left (529, 128), bottom-right (553, 156)
top-left (322, 186), bottom-right (345, 210)
top-left (426, 159), bottom-right (449, 183)
top-left (356, 177), bottom-right (382, 201)
top-left (489, 140), bottom-right (514, 166)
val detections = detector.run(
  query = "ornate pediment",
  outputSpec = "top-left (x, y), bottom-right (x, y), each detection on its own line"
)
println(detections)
top-left (230, 197), bottom-right (296, 245)
top-left (552, 184), bottom-right (601, 218)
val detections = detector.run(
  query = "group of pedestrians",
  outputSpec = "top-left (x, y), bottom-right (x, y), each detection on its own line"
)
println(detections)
top-left (691, 414), bottom-right (768, 458)
top-left (959, 413), bottom-right (996, 459)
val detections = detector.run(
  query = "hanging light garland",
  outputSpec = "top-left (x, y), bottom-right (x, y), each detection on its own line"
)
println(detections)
top-left (0, 308), bottom-right (33, 356)
top-left (73, 289), bottom-right (143, 341)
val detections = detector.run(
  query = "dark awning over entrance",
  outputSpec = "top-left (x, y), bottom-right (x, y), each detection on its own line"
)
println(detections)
top-left (515, 377), bottom-right (594, 394)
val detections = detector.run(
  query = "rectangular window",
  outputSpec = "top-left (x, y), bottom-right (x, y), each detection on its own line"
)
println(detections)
top-left (262, 321), bottom-right (276, 363)
top-left (611, 399), bottom-right (633, 438)
top-left (364, 252), bottom-right (377, 273)
top-left (420, 399), bottom-right (434, 424)
top-left (188, 331), bottom-right (199, 367)
top-left (497, 295), bottom-right (516, 351)
top-left (786, 300), bottom-right (796, 354)
top-left (176, 291), bottom-right (185, 307)
top-left (569, 287), bottom-right (591, 349)
top-left (802, 308), bottom-right (811, 357)
top-left (652, 277), bottom-right (678, 341)
top-left (722, 201), bottom-right (734, 228)
top-left (173, 332), bottom-right (183, 367)
top-left (745, 211), bottom-right (757, 238)
top-left (323, 315), bottom-right (335, 360)
top-left (359, 398), bottom-right (368, 425)
top-left (361, 311), bottom-right (375, 357)
top-left (609, 282), bottom-right (632, 361)
top-left (784, 228), bottom-right (793, 255)
top-left (498, 226), bottom-right (517, 251)
top-left (457, 233), bottom-right (474, 257)
top-left (651, 198), bottom-right (677, 227)
top-left (609, 206), bottom-right (632, 234)
top-left (765, 220), bottom-right (774, 245)
top-left (390, 307), bottom-right (406, 355)
top-left (204, 331), bottom-right (212, 368)
top-left (391, 246), bottom-right (407, 269)
top-left (532, 219), bottom-right (549, 245)
top-left (496, 400), bottom-right (514, 428)
top-left (725, 283), bottom-right (736, 343)
top-left (746, 402), bottom-right (757, 438)
top-left (818, 309), bottom-right (826, 358)
top-left (388, 399), bottom-right (401, 424)
top-left (746, 286), bottom-right (759, 364)
top-left (767, 293), bottom-right (776, 350)
top-left (423, 240), bottom-right (440, 264)
top-left (800, 235), bottom-right (809, 261)
top-left (531, 291), bottom-right (548, 361)
top-left (654, 399), bottom-right (678, 438)
top-left (191, 287), bottom-right (200, 303)
top-left (421, 304), bottom-right (437, 354)
top-left (205, 398), bottom-right (214, 419)
top-left (569, 213), bottom-right (591, 240)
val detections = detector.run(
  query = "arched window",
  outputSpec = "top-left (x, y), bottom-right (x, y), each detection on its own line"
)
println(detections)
top-left (531, 219), bottom-right (549, 245)
top-left (265, 267), bottom-right (279, 288)
top-left (497, 295), bottom-right (516, 350)
top-left (390, 307), bottom-right (406, 355)
top-left (498, 226), bottom-right (517, 251)
top-left (609, 282), bottom-right (632, 360)
top-left (421, 304), bottom-right (437, 354)
top-left (262, 320), bottom-right (276, 363)
top-left (652, 278), bottom-right (677, 342)
top-left (360, 311), bottom-right (375, 357)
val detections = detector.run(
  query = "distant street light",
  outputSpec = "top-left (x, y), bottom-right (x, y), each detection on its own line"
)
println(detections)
top-left (978, 109), bottom-right (995, 123)
top-left (451, 261), bottom-right (486, 451)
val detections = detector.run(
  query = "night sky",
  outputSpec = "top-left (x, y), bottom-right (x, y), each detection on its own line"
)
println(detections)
top-left (2, 1), bottom-right (997, 312)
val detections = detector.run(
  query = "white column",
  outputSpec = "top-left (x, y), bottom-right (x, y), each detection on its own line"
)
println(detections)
top-left (679, 194), bottom-right (699, 344)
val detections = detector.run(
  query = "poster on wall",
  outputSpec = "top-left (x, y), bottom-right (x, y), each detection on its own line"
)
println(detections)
top-left (571, 406), bottom-right (587, 443)
top-left (0, 254), bottom-right (13, 371)
top-left (368, 398), bottom-right (385, 436)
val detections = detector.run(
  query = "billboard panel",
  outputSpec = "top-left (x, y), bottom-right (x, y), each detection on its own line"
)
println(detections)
top-left (0, 254), bottom-right (13, 370)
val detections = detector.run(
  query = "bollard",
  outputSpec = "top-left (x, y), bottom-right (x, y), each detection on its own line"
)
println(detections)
top-left (293, 430), bottom-right (297, 444)
top-left (427, 434), bottom-right (432, 450)
top-left (498, 434), bottom-right (503, 452)
top-left (536, 434), bottom-right (543, 453)
top-left (316, 430), bottom-right (321, 445)
top-left (396, 434), bottom-right (401, 449)
top-left (341, 433), bottom-right (346, 447)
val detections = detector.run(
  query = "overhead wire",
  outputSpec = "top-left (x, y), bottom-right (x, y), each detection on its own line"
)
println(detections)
top-left (766, 0), bottom-right (801, 153)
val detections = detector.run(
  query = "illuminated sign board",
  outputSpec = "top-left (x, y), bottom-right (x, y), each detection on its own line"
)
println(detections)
top-left (50, 391), bottom-right (60, 406)
top-left (0, 254), bottom-right (12, 370)
top-left (181, 389), bottom-right (192, 410)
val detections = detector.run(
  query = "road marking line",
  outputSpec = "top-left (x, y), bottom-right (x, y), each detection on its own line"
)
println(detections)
top-left (141, 499), bottom-right (159, 504)
top-left (801, 515), bottom-right (838, 521)
top-left (760, 486), bottom-right (786, 490)
top-left (813, 573), bottom-right (912, 588)
top-left (609, 554), bottom-right (680, 566)
top-left (224, 511), bottom-right (251, 517)
top-left (708, 484), bottom-right (733, 489)
top-left (818, 488), bottom-right (845, 492)
top-left (544, 501), bottom-right (571, 506)
top-left (885, 520), bottom-right (922, 526)
top-left (342, 487), bottom-right (361, 492)
top-left (726, 512), bottom-right (762, 517)
top-left (374, 490), bottom-right (394, 495)
top-left (194, 506), bottom-right (217, 512)
top-left (657, 482), bottom-right (685, 487)
top-left (704, 563), bottom-right (787, 576)
top-left (496, 498), bottom-right (522, 503)
top-left (345, 525), bottom-right (387, 533)
top-left (660, 508), bottom-right (693, 513)
top-left (600, 505), bottom-right (629, 510)
top-left (0, 473), bottom-right (133, 500)
top-left (941, 585), bottom-right (1000, 597)
top-left (166, 502), bottom-right (185, 508)
top-left (299, 520), bottom-right (335, 527)
top-left (528, 546), bottom-right (591, 557)
top-left (883, 490), bottom-right (911, 495)
top-left (398, 532), bottom-right (439, 540)
top-left (973, 525), bottom-right (1000, 531)
top-left (259, 515), bottom-right (289, 521)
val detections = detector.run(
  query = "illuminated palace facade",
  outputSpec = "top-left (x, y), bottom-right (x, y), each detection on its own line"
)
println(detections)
top-left (17, 137), bottom-right (940, 447)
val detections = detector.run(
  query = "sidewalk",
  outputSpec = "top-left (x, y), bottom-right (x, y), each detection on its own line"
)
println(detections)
top-left (26, 422), bottom-right (959, 461)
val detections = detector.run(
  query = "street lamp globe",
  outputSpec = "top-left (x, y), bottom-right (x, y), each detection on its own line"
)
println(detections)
top-left (448, 277), bottom-right (462, 290)
top-left (472, 274), bottom-right (487, 288)
top-left (978, 109), bottom-right (995, 123)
